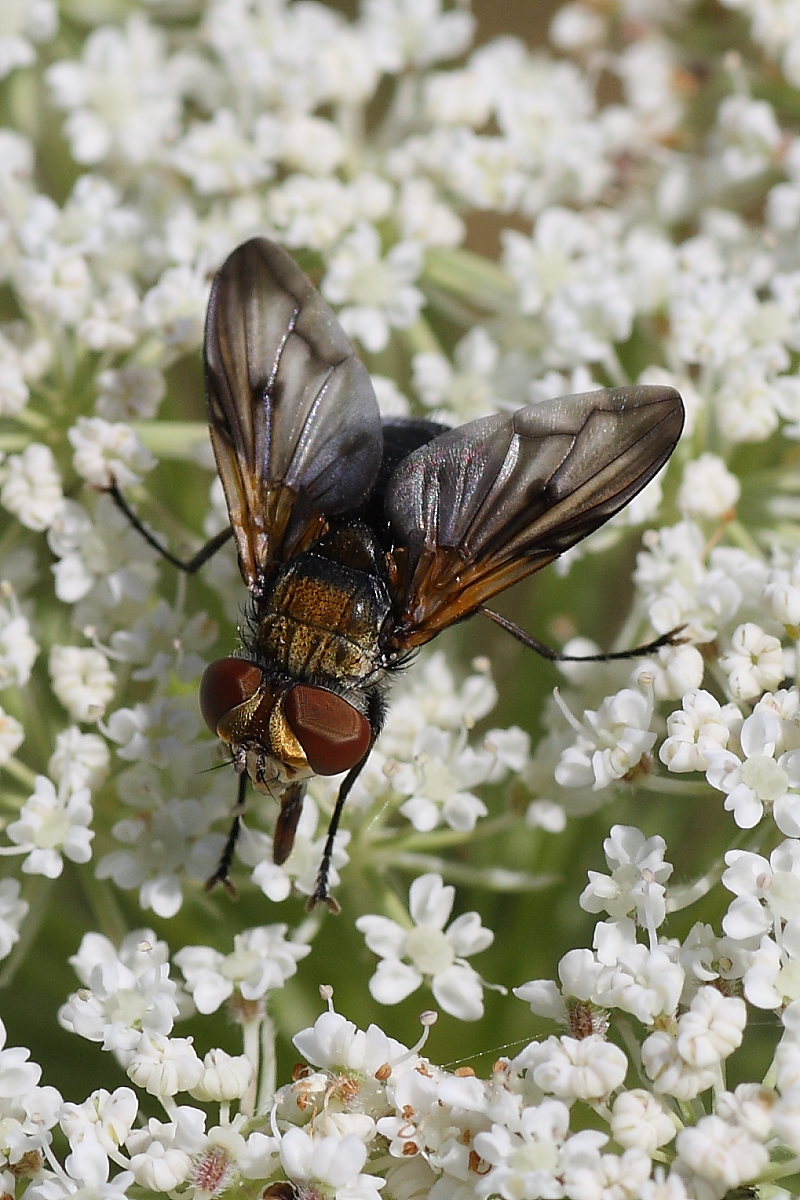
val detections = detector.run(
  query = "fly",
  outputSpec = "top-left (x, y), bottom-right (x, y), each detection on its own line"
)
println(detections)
top-left (108, 238), bottom-right (685, 911)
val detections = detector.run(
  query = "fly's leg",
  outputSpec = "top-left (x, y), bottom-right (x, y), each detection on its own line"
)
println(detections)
top-left (205, 771), bottom-right (249, 897)
top-left (106, 478), bottom-right (233, 573)
top-left (480, 605), bottom-right (687, 662)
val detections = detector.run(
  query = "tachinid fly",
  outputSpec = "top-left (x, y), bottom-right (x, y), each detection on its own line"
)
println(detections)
top-left (109, 238), bottom-right (685, 910)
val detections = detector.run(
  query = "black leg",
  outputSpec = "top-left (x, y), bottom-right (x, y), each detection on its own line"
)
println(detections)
top-left (205, 771), bottom-right (249, 897)
top-left (308, 752), bottom-right (372, 914)
top-left (106, 479), bottom-right (233, 573)
top-left (479, 605), bottom-right (687, 662)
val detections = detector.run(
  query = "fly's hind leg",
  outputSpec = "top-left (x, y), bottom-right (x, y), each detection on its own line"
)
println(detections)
top-left (480, 605), bottom-right (687, 662)
top-left (106, 478), bottom-right (233, 573)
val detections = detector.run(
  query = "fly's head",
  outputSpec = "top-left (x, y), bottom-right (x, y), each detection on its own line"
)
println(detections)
top-left (199, 657), bottom-right (373, 791)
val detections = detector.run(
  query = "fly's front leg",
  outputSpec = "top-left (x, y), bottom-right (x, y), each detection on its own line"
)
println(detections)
top-left (205, 771), bottom-right (250, 897)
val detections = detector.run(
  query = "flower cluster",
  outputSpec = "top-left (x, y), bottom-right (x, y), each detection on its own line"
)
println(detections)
top-left (4, 0), bottom-right (800, 1197)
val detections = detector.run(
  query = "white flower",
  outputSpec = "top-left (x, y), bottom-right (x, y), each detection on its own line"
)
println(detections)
top-left (392, 727), bottom-right (491, 834)
top-left (580, 825), bottom-right (672, 939)
top-left (68, 417), bottom-right (154, 489)
top-left (679, 921), bottom-right (751, 995)
top-left (550, 4), bottom-right (605, 51)
top-left (377, 651), bottom-right (497, 762)
top-left (0, 442), bottom-right (63, 531)
top-left (49, 728), bottom-right (110, 792)
top-left (47, 498), bottom-right (158, 609)
top-left (610, 1089), bottom-right (675, 1153)
top-left (617, 35), bottom-right (683, 133)
top-left (473, 1099), bottom-right (572, 1199)
top-left (78, 275), bottom-right (141, 352)
top-left (60, 1087), bottom-right (138, 1154)
top-left (6, 775), bottom-right (93, 878)
top-left (593, 926), bottom-right (684, 1025)
top-left (0, 0), bottom-right (57, 80)
top-left (722, 842), bottom-right (800, 942)
top-left (255, 113), bottom-right (345, 177)
top-left (189, 1127), bottom-right (250, 1196)
top-left (741, 933), bottom-right (786, 1009)
top-left (659, 689), bottom-right (737, 772)
top-left (764, 552), bottom-right (800, 632)
top-left (322, 224), bottom-right (425, 353)
top-left (630, 641), bottom-right (705, 704)
top-left (531, 1033), bottom-right (628, 1100)
top-left (503, 213), bottom-right (635, 365)
top-left (641, 1029), bottom-right (718, 1101)
top-left (412, 327), bottom-right (504, 423)
top-left (238, 1130), bottom-right (281, 1180)
top-left (396, 177), bottom-right (464, 248)
top-left (676, 1114), bottom-right (769, 1190)
top-left (0, 879), bottom-right (27, 960)
top-left (705, 707), bottom-right (800, 834)
top-left (46, 15), bottom-right (182, 165)
top-left (677, 452), bottom-right (741, 518)
top-left (59, 930), bottom-right (179, 1053)
top-left (126, 1033), bottom-right (204, 1098)
top-left (555, 686), bottom-right (656, 790)
top-left (718, 622), bottom-right (785, 700)
top-left (716, 1082), bottom-right (776, 1142)
top-left (108, 603), bottom-right (213, 689)
top-left (714, 94), bottom-right (782, 182)
top-left (675, 987), bottom-right (746, 1068)
top-left (671, 273), bottom-right (760, 370)
top-left (0, 1020), bottom-right (44, 1113)
top-left (95, 364), bottom-right (165, 423)
top-left (0, 322), bottom-right (51, 418)
top-left (0, 705), bottom-right (23, 764)
top-left (0, 592), bottom-right (37, 689)
top-left (189, 1049), bottom-right (253, 1102)
top-left (15, 250), bottom-right (91, 336)
top-left (776, 1005), bottom-right (800, 1088)
top-left (174, 926), bottom-right (310, 1014)
top-left (563, 1143), bottom-right (653, 1200)
top-left (286, 1010), bottom-right (412, 1141)
top-left (140, 263), bottom-right (207, 353)
top-left (33, 1140), bottom-right (133, 1200)
top-left (773, 1083), bottom-right (800, 1154)
top-left (246, 794), bottom-right (350, 904)
top-left (103, 697), bottom-right (200, 769)
top-left (356, 873), bottom-right (493, 1020)
top-left (288, 1012), bottom-right (416, 1141)
top-left (49, 645), bottom-right (116, 723)
top-left (279, 1126), bottom-right (383, 1200)
top-left (292, 1009), bottom-right (411, 1079)
top-left (643, 985), bottom-right (745, 1102)
top-left (96, 798), bottom-right (218, 918)
top-left (172, 109), bottom-right (273, 195)
top-left (363, 0), bottom-right (474, 70)
top-left (126, 1109), bottom-right (205, 1191)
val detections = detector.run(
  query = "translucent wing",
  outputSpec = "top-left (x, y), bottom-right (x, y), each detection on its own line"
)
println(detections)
top-left (383, 385), bottom-right (684, 648)
top-left (204, 238), bottom-right (383, 593)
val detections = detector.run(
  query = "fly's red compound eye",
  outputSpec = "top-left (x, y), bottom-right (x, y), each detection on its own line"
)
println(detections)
top-left (284, 685), bottom-right (371, 775)
top-left (200, 658), bottom-right (263, 734)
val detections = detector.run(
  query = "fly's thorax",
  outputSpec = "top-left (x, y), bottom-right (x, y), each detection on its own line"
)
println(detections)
top-left (252, 535), bottom-right (392, 687)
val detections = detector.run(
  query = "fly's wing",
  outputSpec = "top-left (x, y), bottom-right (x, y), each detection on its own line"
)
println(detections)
top-left (204, 238), bottom-right (383, 593)
top-left (383, 385), bottom-right (684, 648)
